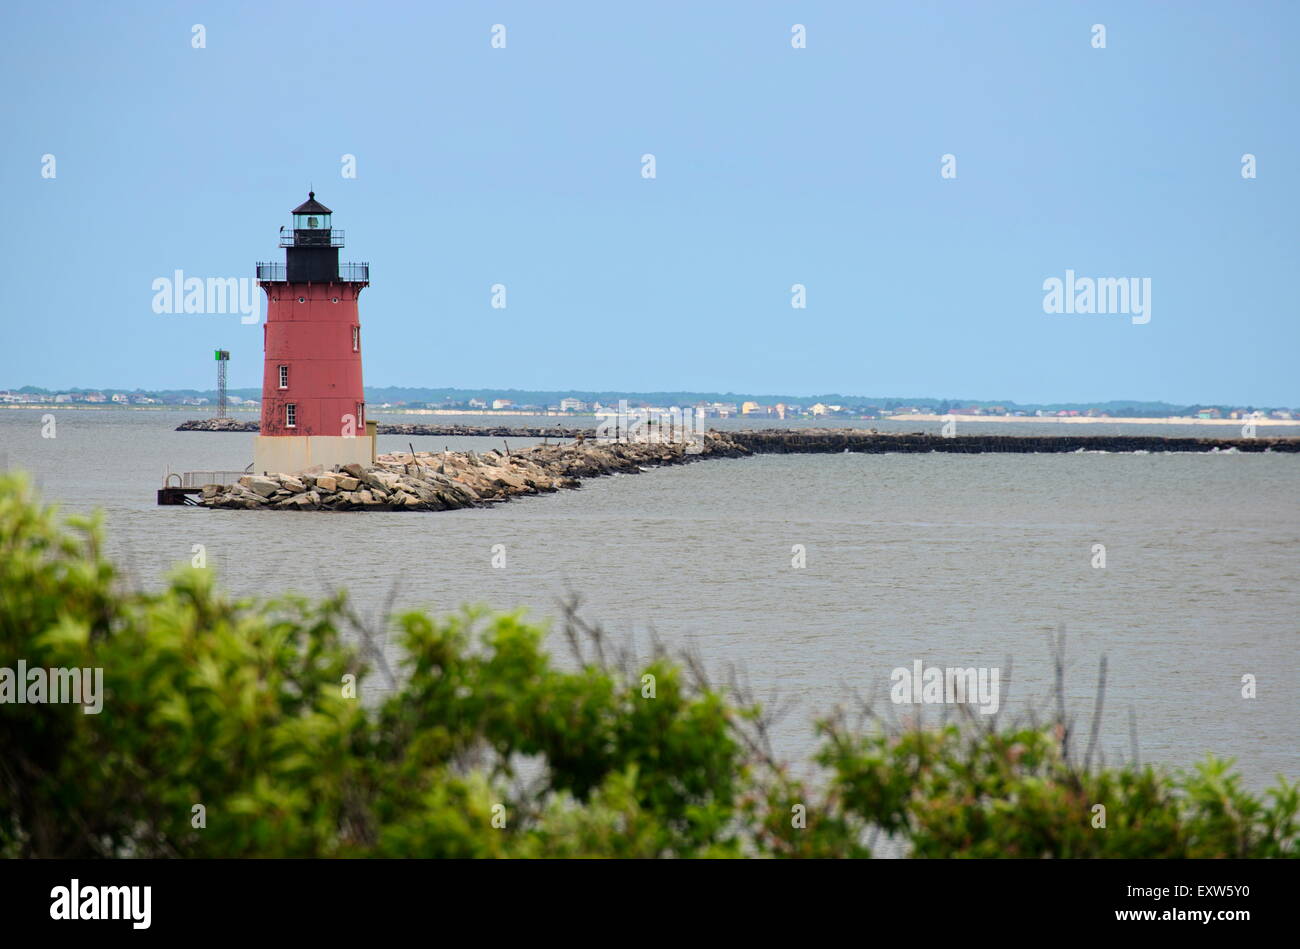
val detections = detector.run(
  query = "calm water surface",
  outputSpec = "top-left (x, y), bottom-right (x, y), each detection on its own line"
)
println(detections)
top-left (3, 409), bottom-right (1297, 788)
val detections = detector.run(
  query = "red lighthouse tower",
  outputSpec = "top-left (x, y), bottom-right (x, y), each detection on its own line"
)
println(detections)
top-left (254, 193), bottom-right (371, 473)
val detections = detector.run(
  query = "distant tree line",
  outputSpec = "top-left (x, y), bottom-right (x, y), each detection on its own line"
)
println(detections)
top-left (6, 385), bottom-right (1293, 417)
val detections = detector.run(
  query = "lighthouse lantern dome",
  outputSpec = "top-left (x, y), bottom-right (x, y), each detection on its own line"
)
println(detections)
top-left (291, 191), bottom-right (332, 231)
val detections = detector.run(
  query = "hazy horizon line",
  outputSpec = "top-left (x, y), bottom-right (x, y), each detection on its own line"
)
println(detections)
top-left (2, 383), bottom-right (1295, 412)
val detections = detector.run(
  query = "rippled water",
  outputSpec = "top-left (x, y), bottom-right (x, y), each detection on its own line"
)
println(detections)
top-left (3, 408), bottom-right (1297, 788)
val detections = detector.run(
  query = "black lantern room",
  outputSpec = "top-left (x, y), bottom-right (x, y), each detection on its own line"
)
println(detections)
top-left (282, 192), bottom-right (342, 283)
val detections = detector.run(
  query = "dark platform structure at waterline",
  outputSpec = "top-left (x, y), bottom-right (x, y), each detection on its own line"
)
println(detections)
top-left (157, 486), bottom-right (203, 506)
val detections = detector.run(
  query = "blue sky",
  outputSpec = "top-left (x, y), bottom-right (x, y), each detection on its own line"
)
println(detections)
top-left (1, 1), bottom-right (1296, 404)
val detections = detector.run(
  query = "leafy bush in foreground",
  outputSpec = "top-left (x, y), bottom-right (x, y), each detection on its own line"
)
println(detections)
top-left (0, 472), bottom-right (1294, 858)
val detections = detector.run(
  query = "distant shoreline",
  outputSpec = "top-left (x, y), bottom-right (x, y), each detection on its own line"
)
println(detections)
top-left (1, 404), bottom-right (1295, 427)
top-left (890, 414), bottom-right (1295, 427)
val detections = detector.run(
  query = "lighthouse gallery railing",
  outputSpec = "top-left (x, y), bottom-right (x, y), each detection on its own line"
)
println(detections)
top-left (279, 228), bottom-right (345, 248)
top-left (255, 262), bottom-right (369, 283)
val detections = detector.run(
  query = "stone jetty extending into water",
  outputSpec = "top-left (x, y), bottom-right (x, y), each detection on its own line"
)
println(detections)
top-left (198, 434), bottom-right (745, 511)
top-left (177, 417), bottom-right (261, 432)
top-left (192, 428), bottom-right (1297, 512)
top-left (178, 419), bottom-right (1299, 453)
top-left (726, 428), bottom-right (1300, 454)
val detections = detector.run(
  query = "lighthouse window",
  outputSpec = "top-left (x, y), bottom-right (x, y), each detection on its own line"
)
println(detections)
top-left (278, 365), bottom-right (288, 389)
top-left (356, 402), bottom-right (365, 426)
top-left (332, 297), bottom-right (339, 304)
top-left (352, 326), bottom-right (360, 352)
top-left (298, 296), bottom-right (306, 304)
top-left (285, 403), bottom-right (297, 428)
top-left (307, 216), bottom-right (319, 228)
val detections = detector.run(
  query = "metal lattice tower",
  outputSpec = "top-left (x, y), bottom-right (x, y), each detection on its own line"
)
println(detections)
top-left (214, 350), bottom-right (230, 418)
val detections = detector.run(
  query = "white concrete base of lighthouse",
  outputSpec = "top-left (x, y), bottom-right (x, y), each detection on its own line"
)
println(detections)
top-left (253, 434), bottom-right (375, 475)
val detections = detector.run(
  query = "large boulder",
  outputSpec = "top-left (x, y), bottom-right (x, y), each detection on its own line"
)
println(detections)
top-left (363, 470), bottom-right (399, 491)
top-left (239, 475), bottom-right (280, 498)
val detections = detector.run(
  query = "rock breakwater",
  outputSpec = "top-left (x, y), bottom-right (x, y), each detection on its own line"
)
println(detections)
top-left (377, 423), bottom-right (595, 438)
top-left (178, 420), bottom-right (1298, 453)
top-left (200, 433), bottom-right (746, 511)
top-left (194, 428), bottom-right (1297, 512)
top-left (176, 418), bottom-right (259, 432)
top-left (728, 429), bottom-right (1300, 454)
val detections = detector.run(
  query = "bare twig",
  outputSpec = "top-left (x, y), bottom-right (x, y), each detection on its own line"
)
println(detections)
top-left (1082, 655), bottom-right (1108, 773)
